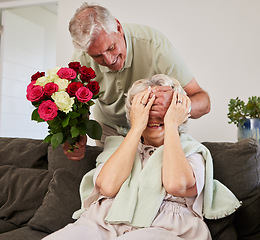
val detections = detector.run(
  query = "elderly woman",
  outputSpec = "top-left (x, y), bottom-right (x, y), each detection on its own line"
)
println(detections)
top-left (43, 74), bottom-right (239, 240)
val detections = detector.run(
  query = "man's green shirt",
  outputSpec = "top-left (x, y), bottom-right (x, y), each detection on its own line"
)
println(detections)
top-left (72, 23), bottom-right (193, 134)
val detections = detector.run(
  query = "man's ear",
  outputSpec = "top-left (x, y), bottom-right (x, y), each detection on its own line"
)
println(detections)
top-left (116, 19), bottom-right (124, 35)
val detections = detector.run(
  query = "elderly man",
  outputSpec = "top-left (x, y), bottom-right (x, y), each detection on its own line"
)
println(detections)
top-left (64, 3), bottom-right (210, 160)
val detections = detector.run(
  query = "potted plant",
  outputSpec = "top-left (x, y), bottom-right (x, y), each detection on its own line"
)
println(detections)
top-left (228, 96), bottom-right (260, 142)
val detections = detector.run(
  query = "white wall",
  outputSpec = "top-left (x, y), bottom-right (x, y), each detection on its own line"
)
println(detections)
top-left (0, 6), bottom-right (57, 139)
top-left (56, 0), bottom-right (260, 143)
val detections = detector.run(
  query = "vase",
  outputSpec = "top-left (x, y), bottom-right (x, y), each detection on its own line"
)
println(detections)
top-left (237, 118), bottom-right (260, 143)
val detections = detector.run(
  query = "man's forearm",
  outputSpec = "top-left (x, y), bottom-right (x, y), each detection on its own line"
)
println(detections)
top-left (189, 91), bottom-right (211, 119)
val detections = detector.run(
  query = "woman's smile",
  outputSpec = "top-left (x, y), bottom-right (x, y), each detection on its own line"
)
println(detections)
top-left (147, 122), bottom-right (164, 128)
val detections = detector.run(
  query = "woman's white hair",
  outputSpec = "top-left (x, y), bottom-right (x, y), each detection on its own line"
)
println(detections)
top-left (69, 3), bottom-right (118, 51)
top-left (125, 74), bottom-right (189, 133)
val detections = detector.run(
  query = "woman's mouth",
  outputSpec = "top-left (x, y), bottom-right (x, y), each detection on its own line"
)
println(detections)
top-left (147, 122), bottom-right (164, 128)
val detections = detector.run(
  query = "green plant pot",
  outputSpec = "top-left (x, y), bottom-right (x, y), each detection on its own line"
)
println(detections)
top-left (237, 118), bottom-right (260, 143)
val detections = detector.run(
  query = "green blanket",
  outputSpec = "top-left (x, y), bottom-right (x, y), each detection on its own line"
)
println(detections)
top-left (73, 134), bottom-right (241, 228)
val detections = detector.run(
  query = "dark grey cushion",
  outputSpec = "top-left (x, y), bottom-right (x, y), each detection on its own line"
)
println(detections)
top-left (0, 226), bottom-right (48, 240)
top-left (0, 165), bottom-right (52, 226)
top-left (233, 187), bottom-right (260, 240)
top-left (203, 138), bottom-right (260, 201)
top-left (28, 169), bottom-right (81, 233)
top-left (205, 214), bottom-right (237, 240)
top-left (203, 138), bottom-right (260, 240)
top-left (0, 137), bottom-right (49, 169)
top-left (28, 145), bottom-right (103, 234)
top-left (0, 219), bottom-right (18, 234)
top-left (48, 144), bottom-right (103, 178)
top-left (28, 146), bottom-right (103, 233)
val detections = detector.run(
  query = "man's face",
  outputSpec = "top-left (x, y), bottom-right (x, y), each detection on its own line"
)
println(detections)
top-left (87, 26), bottom-right (127, 71)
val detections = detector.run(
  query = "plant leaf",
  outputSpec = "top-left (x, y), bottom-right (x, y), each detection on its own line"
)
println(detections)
top-left (77, 123), bottom-right (87, 135)
top-left (43, 134), bottom-right (52, 143)
top-left (92, 91), bottom-right (104, 99)
top-left (31, 109), bottom-right (45, 122)
top-left (71, 126), bottom-right (80, 138)
top-left (51, 132), bottom-right (63, 149)
top-left (68, 111), bottom-right (81, 119)
top-left (78, 108), bottom-right (89, 115)
top-left (31, 109), bottom-right (39, 121)
top-left (62, 115), bottom-right (70, 127)
top-left (85, 120), bottom-right (102, 140)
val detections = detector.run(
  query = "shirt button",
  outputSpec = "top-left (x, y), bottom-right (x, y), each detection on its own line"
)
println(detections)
top-left (149, 150), bottom-right (154, 155)
top-left (116, 80), bottom-right (122, 90)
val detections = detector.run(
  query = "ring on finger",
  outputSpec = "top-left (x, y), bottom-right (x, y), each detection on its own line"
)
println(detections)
top-left (178, 100), bottom-right (182, 103)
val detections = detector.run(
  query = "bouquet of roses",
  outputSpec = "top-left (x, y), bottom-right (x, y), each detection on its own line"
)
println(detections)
top-left (26, 61), bottom-right (102, 149)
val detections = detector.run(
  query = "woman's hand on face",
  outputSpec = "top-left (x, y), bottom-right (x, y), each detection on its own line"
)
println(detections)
top-left (130, 87), bottom-right (155, 133)
top-left (164, 91), bottom-right (191, 128)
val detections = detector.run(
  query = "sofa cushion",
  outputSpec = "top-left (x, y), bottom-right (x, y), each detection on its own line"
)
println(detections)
top-left (48, 144), bottom-right (103, 178)
top-left (233, 187), bottom-right (260, 240)
top-left (0, 226), bottom-right (49, 240)
top-left (28, 169), bottom-right (82, 233)
top-left (0, 165), bottom-right (53, 226)
top-left (0, 219), bottom-right (18, 234)
top-left (202, 138), bottom-right (260, 239)
top-left (202, 138), bottom-right (259, 201)
top-left (27, 145), bottom-right (103, 234)
top-left (0, 137), bottom-right (49, 169)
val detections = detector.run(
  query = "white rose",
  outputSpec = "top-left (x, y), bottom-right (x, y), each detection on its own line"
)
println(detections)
top-left (47, 67), bottom-right (60, 77)
top-left (51, 91), bottom-right (75, 113)
top-left (47, 67), bottom-right (61, 81)
top-left (35, 76), bottom-right (52, 86)
top-left (54, 78), bottom-right (69, 91)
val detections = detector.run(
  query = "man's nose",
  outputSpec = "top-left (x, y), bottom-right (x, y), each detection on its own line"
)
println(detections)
top-left (102, 52), bottom-right (113, 65)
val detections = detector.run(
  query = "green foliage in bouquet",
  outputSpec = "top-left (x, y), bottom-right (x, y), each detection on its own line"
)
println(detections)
top-left (227, 96), bottom-right (260, 127)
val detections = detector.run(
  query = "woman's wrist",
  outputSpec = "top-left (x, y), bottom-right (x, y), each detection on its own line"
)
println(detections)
top-left (128, 126), bottom-right (143, 139)
top-left (130, 123), bottom-right (145, 135)
top-left (164, 120), bottom-right (179, 131)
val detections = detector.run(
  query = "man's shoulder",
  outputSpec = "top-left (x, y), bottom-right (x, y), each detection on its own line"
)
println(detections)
top-left (72, 51), bottom-right (90, 61)
top-left (122, 23), bottom-right (158, 32)
top-left (122, 23), bottom-right (168, 43)
top-left (72, 51), bottom-right (96, 67)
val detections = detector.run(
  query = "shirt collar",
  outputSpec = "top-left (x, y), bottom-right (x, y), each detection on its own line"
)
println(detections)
top-left (122, 23), bottom-right (133, 69)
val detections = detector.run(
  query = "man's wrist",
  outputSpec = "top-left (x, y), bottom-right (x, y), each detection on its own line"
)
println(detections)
top-left (188, 105), bottom-right (192, 114)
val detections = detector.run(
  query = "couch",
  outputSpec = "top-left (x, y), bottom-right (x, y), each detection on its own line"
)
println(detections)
top-left (0, 137), bottom-right (259, 240)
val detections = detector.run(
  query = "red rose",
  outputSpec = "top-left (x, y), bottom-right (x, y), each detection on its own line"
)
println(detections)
top-left (68, 61), bottom-right (81, 73)
top-left (57, 67), bottom-right (77, 80)
top-left (31, 71), bottom-right (45, 81)
top-left (66, 82), bottom-right (83, 97)
top-left (76, 86), bottom-right (93, 103)
top-left (26, 84), bottom-right (44, 102)
top-left (38, 100), bottom-right (58, 121)
top-left (27, 81), bottom-right (36, 92)
top-left (80, 66), bottom-right (96, 82)
top-left (87, 81), bottom-right (100, 95)
top-left (44, 82), bottom-right (59, 97)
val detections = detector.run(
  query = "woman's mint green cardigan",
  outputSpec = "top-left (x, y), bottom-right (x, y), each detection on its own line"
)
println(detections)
top-left (73, 134), bottom-right (241, 228)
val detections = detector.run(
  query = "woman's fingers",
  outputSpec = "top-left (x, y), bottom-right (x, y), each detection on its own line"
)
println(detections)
top-left (164, 91), bottom-right (191, 126)
top-left (133, 87), bottom-right (151, 105)
top-left (145, 94), bottom-right (155, 110)
top-left (141, 86), bottom-right (151, 105)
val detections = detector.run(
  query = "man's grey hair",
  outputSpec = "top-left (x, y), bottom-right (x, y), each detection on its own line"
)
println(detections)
top-left (69, 3), bottom-right (118, 51)
top-left (125, 74), bottom-right (189, 133)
